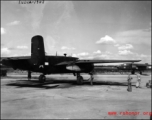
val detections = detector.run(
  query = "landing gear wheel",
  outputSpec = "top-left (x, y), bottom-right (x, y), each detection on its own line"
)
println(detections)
top-left (28, 71), bottom-right (31, 80)
top-left (77, 76), bottom-right (83, 85)
top-left (39, 74), bottom-right (46, 83)
top-left (131, 70), bottom-right (135, 74)
top-left (146, 83), bottom-right (150, 88)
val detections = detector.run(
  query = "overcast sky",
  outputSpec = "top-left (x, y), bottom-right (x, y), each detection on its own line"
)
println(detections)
top-left (1, 1), bottom-right (151, 64)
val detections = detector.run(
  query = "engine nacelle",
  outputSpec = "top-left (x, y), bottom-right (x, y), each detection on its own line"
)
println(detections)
top-left (66, 65), bottom-right (81, 71)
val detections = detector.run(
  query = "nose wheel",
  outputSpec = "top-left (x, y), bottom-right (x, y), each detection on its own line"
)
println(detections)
top-left (39, 74), bottom-right (46, 83)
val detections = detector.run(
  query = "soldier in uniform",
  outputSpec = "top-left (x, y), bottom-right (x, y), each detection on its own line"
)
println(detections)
top-left (136, 72), bottom-right (141, 88)
top-left (89, 70), bottom-right (94, 86)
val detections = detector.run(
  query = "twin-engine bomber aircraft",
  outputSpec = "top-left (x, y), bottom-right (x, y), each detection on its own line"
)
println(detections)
top-left (1, 35), bottom-right (141, 85)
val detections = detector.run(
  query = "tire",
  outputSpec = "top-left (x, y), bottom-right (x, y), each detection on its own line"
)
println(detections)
top-left (39, 75), bottom-right (46, 83)
top-left (146, 83), bottom-right (149, 88)
top-left (77, 76), bottom-right (83, 85)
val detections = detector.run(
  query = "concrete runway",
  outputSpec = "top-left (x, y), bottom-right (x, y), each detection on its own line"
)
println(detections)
top-left (1, 74), bottom-right (151, 119)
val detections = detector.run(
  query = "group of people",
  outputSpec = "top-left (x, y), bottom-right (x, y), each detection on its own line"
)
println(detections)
top-left (127, 71), bottom-right (141, 92)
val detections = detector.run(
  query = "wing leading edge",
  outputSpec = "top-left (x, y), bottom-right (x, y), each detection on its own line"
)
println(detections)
top-left (56, 59), bottom-right (141, 66)
top-left (76, 59), bottom-right (141, 64)
top-left (1, 56), bottom-right (31, 60)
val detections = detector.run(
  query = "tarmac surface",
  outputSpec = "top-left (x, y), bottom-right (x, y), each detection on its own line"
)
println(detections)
top-left (1, 73), bottom-right (151, 119)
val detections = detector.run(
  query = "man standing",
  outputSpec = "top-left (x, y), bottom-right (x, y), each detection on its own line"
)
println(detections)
top-left (136, 72), bottom-right (141, 88)
top-left (89, 70), bottom-right (94, 86)
top-left (127, 74), bottom-right (133, 92)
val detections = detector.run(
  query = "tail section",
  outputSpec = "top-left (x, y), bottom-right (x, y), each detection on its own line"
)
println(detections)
top-left (31, 35), bottom-right (45, 65)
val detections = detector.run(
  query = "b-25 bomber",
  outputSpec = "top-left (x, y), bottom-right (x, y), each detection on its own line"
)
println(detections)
top-left (1, 35), bottom-right (141, 85)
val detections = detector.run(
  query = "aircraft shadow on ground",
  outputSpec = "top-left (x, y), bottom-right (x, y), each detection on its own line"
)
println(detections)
top-left (5, 77), bottom-right (132, 89)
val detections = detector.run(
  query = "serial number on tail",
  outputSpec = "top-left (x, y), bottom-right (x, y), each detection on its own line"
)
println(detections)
top-left (19, 0), bottom-right (45, 4)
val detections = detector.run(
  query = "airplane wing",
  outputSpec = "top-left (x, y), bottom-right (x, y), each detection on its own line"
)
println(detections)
top-left (1, 56), bottom-right (31, 61)
top-left (56, 59), bottom-right (141, 66)
top-left (1, 57), bottom-right (141, 65)
top-left (0, 56), bottom-right (31, 66)
top-left (75, 59), bottom-right (141, 64)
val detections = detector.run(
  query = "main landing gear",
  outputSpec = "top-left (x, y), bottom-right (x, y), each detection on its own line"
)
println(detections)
top-left (27, 71), bottom-right (46, 83)
top-left (39, 74), bottom-right (46, 83)
top-left (76, 71), bottom-right (94, 85)
top-left (131, 70), bottom-right (135, 74)
top-left (28, 71), bottom-right (31, 80)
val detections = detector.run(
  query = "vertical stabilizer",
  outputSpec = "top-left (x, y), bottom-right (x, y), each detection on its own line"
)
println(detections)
top-left (31, 35), bottom-right (45, 65)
